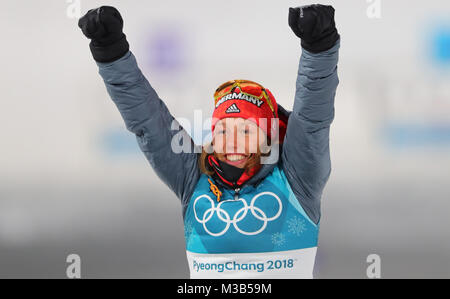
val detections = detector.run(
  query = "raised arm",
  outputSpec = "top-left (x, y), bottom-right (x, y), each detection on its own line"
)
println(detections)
top-left (78, 7), bottom-right (201, 210)
top-left (281, 4), bottom-right (340, 224)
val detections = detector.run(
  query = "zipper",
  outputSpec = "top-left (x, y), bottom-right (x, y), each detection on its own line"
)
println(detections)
top-left (234, 188), bottom-right (241, 201)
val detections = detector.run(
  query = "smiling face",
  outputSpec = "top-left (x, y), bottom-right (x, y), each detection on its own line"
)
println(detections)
top-left (212, 117), bottom-right (267, 169)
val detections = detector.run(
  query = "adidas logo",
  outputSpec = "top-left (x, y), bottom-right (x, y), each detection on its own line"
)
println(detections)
top-left (225, 103), bottom-right (240, 114)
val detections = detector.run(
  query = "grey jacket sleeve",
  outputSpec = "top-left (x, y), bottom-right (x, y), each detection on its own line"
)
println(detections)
top-left (281, 40), bottom-right (340, 225)
top-left (96, 51), bottom-right (201, 211)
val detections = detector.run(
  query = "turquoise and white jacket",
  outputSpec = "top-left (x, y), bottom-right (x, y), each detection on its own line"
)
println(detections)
top-left (96, 40), bottom-right (340, 278)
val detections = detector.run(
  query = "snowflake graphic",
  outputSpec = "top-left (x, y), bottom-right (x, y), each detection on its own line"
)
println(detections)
top-left (287, 216), bottom-right (307, 236)
top-left (271, 232), bottom-right (286, 248)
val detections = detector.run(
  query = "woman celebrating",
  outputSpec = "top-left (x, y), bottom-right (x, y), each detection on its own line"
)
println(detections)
top-left (78, 4), bottom-right (340, 278)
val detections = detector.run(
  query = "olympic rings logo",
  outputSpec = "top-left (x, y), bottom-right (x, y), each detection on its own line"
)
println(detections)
top-left (193, 192), bottom-right (283, 237)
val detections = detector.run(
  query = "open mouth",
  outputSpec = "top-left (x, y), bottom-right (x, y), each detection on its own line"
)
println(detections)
top-left (224, 154), bottom-right (250, 166)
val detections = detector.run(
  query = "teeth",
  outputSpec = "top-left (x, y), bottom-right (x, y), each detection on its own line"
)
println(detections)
top-left (227, 154), bottom-right (246, 162)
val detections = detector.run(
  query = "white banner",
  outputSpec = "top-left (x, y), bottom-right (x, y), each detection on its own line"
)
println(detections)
top-left (186, 247), bottom-right (317, 279)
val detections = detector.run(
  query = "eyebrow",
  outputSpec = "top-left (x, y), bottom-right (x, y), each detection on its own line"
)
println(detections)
top-left (217, 121), bottom-right (257, 128)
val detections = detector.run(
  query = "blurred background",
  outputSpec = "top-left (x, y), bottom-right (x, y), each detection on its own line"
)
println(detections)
top-left (0, 0), bottom-right (449, 278)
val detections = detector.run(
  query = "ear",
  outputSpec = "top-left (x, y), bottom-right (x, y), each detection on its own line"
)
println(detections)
top-left (204, 141), bottom-right (214, 154)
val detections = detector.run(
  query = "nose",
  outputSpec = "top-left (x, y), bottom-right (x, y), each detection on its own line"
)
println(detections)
top-left (225, 127), bottom-right (247, 154)
top-left (224, 127), bottom-right (237, 151)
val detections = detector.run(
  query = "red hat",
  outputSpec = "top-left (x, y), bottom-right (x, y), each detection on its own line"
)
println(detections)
top-left (211, 80), bottom-right (285, 143)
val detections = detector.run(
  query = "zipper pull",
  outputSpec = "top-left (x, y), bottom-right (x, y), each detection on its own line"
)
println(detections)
top-left (234, 188), bottom-right (241, 201)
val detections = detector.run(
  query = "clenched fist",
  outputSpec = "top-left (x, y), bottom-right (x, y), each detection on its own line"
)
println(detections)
top-left (288, 4), bottom-right (339, 53)
top-left (78, 6), bottom-right (129, 62)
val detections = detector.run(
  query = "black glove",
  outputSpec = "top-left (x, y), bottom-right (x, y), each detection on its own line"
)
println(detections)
top-left (288, 4), bottom-right (339, 53)
top-left (78, 6), bottom-right (129, 63)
